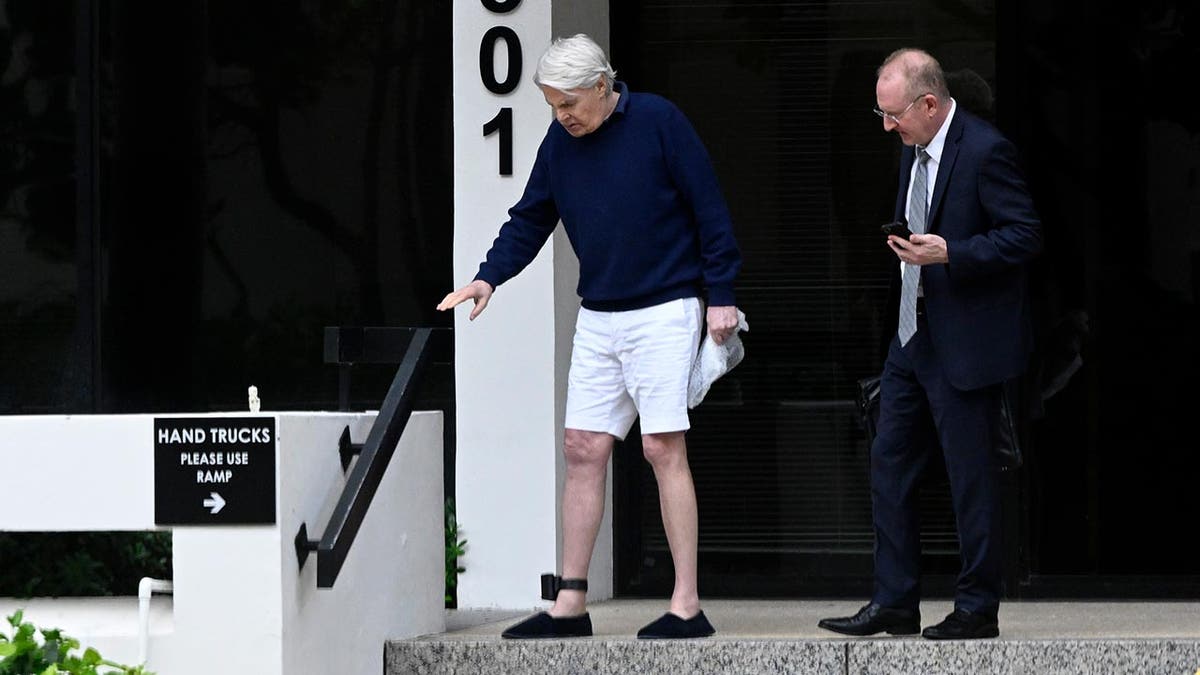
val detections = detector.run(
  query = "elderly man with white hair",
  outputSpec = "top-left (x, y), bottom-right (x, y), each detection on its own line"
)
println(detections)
top-left (438, 33), bottom-right (741, 639)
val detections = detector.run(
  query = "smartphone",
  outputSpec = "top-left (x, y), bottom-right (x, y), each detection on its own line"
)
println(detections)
top-left (881, 219), bottom-right (914, 240)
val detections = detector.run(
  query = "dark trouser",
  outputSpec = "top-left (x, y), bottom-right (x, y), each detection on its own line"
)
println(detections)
top-left (870, 315), bottom-right (1002, 615)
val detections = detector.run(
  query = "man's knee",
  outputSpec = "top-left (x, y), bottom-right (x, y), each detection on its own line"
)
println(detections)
top-left (563, 428), bottom-right (612, 468)
top-left (642, 431), bottom-right (686, 466)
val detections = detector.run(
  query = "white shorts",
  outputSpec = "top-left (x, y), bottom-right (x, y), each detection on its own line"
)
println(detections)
top-left (565, 297), bottom-right (703, 440)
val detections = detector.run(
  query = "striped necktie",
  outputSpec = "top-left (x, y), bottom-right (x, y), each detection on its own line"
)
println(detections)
top-left (898, 147), bottom-right (930, 346)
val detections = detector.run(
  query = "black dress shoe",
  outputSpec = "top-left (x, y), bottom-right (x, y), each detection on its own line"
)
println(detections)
top-left (637, 610), bottom-right (716, 639)
top-left (501, 611), bottom-right (592, 639)
top-left (818, 602), bottom-right (920, 636)
top-left (921, 609), bottom-right (999, 640)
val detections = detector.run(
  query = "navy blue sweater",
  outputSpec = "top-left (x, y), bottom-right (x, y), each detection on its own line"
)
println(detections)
top-left (474, 82), bottom-right (741, 311)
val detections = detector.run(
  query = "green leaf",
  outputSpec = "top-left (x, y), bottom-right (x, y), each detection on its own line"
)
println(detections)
top-left (40, 664), bottom-right (58, 675)
top-left (0, 641), bottom-right (16, 656)
top-left (83, 647), bottom-right (102, 664)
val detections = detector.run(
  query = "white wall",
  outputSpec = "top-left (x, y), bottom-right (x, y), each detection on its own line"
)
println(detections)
top-left (278, 412), bottom-right (444, 675)
top-left (0, 415), bottom-right (158, 531)
top-left (0, 412), bottom-right (444, 674)
top-left (451, 0), bottom-right (612, 610)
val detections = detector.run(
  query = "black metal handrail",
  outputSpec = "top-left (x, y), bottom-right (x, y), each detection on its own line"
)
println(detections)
top-left (295, 326), bottom-right (447, 588)
top-left (324, 326), bottom-right (445, 411)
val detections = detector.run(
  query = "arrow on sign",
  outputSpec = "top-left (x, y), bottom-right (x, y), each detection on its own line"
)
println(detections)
top-left (203, 492), bottom-right (226, 514)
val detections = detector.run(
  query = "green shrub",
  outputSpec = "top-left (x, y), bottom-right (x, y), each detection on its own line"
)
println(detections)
top-left (0, 610), bottom-right (152, 674)
top-left (444, 498), bottom-right (466, 608)
top-left (0, 533), bottom-right (170, 598)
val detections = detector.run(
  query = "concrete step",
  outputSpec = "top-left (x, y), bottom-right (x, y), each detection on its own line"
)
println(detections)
top-left (387, 599), bottom-right (1200, 674)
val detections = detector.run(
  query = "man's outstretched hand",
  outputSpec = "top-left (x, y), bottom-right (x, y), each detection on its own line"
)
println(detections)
top-left (437, 280), bottom-right (495, 321)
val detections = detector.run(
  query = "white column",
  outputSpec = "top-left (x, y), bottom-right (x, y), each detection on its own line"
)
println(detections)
top-left (452, 0), bottom-right (610, 610)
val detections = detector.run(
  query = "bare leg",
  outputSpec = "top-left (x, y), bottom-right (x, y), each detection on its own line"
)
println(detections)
top-left (642, 431), bottom-right (701, 618)
top-left (550, 428), bottom-right (613, 617)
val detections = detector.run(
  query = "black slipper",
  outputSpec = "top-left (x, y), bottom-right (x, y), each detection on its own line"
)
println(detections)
top-left (501, 611), bottom-right (593, 639)
top-left (636, 610), bottom-right (716, 639)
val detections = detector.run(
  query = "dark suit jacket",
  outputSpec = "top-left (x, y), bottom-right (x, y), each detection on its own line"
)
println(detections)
top-left (890, 107), bottom-right (1042, 391)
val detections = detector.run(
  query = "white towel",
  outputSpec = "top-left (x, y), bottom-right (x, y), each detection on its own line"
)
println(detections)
top-left (687, 309), bottom-right (749, 409)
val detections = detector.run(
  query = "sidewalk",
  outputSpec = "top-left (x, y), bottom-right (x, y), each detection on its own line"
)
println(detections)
top-left (440, 598), bottom-right (1200, 639)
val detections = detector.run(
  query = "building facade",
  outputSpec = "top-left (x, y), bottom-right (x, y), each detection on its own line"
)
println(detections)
top-left (2, 0), bottom-right (1197, 606)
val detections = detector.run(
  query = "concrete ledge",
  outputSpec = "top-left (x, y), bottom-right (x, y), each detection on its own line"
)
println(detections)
top-left (848, 639), bottom-right (1200, 675)
top-left (387, 600), bottom-right (1200, 675)
top-left (388, 638), bottom-right (1200, 675)
top-left (387, 640), bottom-right (845, 675)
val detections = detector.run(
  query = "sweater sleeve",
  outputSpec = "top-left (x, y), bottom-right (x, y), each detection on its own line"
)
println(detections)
top-left (474, 132), bottom-right (561, 290)
top-left (660, 105), bottom-right (742, 306)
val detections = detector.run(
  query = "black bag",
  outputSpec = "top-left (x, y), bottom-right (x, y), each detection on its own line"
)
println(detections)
top-left (856, 374), bottom-right (882, 450)
top-left (994, 379), bottom-right (1023, 470)
top-left (856, 374), bottom-right (1023, 470)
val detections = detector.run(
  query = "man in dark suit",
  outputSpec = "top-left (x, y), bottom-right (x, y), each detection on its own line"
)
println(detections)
top-left (819, 48), bottom-right (1041, 640)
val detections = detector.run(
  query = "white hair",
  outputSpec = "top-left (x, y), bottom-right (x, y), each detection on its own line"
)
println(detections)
top-left (533, 33), bottom-right (616, 93)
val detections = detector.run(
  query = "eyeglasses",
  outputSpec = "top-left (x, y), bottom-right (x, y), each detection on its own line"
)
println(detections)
top-left (873, 93), bottom-right (930, 125)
